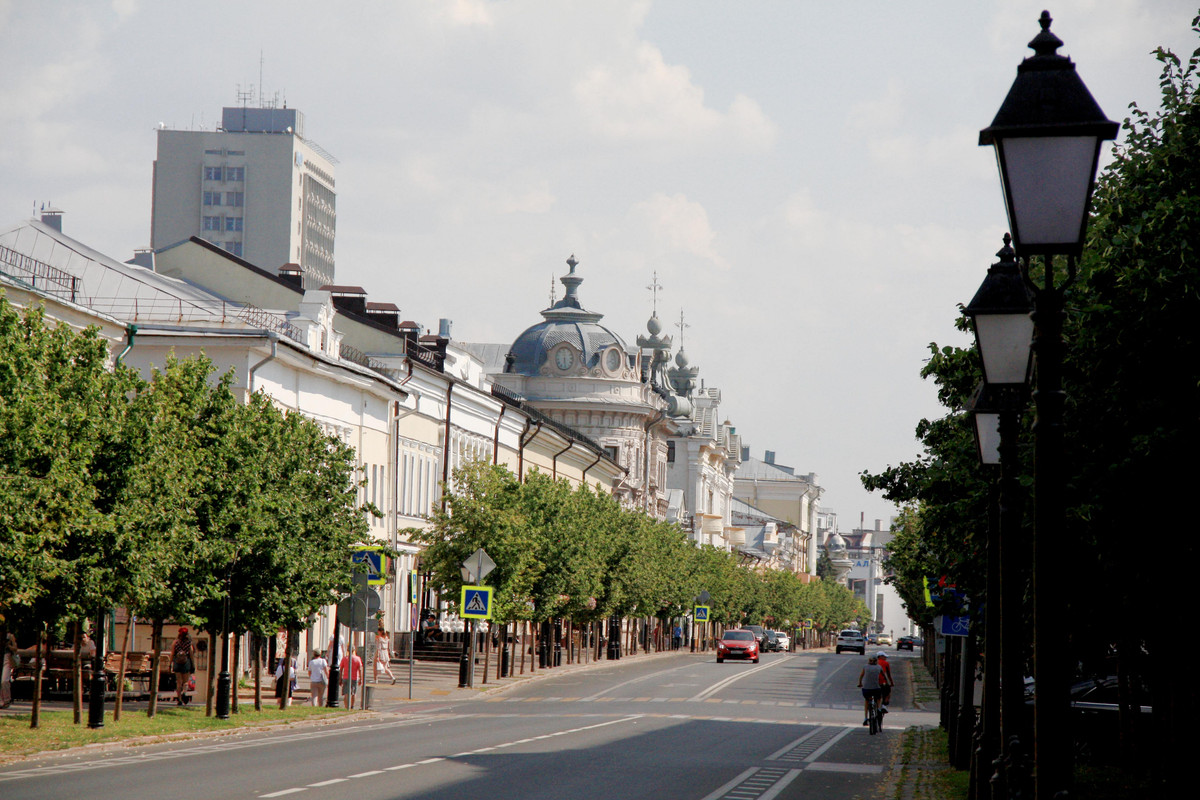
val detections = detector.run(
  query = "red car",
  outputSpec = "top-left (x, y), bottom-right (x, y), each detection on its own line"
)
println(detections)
top-left (717, 630), bottom-right (760, 663)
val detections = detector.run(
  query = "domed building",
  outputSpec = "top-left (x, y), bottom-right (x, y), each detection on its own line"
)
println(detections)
top-left (491, 256), bottom-right (673, 516)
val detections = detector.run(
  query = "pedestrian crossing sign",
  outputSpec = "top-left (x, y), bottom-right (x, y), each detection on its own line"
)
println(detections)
top-left (460, 585), bottom-right (494, 619)
top-left (694, 605), bottom-right (710, 622)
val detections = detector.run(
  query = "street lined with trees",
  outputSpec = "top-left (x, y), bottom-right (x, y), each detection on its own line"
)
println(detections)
top-left (416, 461), bottom-right (869, 659)
top-left (0, 296), bottom-right (371, 726)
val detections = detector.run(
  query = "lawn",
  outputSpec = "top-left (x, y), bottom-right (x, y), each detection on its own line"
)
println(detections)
top-left (0, 704), bottom-right (352, 761)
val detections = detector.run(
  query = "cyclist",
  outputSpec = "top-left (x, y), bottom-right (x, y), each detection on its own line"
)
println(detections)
top-left (876, 651), bottom-right (895, 712)
top-left (857, 653), bottom-right (885, 725)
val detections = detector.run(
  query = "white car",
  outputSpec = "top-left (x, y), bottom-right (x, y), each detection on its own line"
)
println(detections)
top-left (835, 629), bottom-right (866, 655)
top-left (772, 630), bottom-right (791, 650)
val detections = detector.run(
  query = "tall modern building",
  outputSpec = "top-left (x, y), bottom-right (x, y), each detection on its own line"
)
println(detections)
top-left (151, 105), bottom-right (336, 287)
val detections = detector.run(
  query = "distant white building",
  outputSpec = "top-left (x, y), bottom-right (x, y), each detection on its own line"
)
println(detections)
top-left (733, 452), bottom-right (822, 576)
top-left (151, 105), bottom-right (337, 288)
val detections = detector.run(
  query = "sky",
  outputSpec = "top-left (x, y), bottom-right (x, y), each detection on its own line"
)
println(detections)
top-left (2, 1), bottom-right (1196, 531)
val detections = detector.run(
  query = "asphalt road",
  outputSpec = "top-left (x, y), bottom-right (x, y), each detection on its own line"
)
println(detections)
top-left (0, 649), bottom-right (936, 800)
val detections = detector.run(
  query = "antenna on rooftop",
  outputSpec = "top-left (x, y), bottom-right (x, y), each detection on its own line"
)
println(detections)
top-left (549, 274), bottom-right (556, 306)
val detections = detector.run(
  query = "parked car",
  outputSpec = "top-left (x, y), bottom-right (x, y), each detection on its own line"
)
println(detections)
top-left (1024, 676), bottom-right (1152, 763)
top-left (772, 630), bottom-right (790, 650)
top-left (897, 636), bottom-right (915, 651)
top-left (763, 630), bottom-right (782, 652)
top-left (742, 624), bottom-right (766, 646)
top-left (835, 629), bottom-right (866, 655)
top-left (717, 630), bottom-right (760, 663)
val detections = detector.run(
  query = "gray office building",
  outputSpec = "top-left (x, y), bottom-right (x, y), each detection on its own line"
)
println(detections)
top-left (151, 106), bottom-right (336, 287)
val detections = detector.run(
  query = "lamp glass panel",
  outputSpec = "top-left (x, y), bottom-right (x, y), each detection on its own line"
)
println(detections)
top-left (998, 135), bottom-right (1098, 247)
top-left (975, 411), bottom-right (1002, 466)
top-left (975, 313), bottom-right (1034, 385)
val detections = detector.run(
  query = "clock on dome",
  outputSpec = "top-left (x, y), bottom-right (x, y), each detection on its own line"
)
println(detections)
top-left (555, 348), bottom-right (574, 371)
top-left (605, 348), bottom-right (623, 373)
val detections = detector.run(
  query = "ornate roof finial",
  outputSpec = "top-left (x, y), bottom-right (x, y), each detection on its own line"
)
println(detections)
top-left (566, 254), bottom-right (578, 274)
top-left (675, 308), bottom-right (690, 347)
top-left (996, 232), bottom-right (1016, 263)
top-left (1029, 10), bottom-right (1063, 58)
top-left (646, 271), bottom-right (662, 316)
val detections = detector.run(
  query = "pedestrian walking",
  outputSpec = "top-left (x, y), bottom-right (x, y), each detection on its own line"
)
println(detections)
top-left (308, 650), bottom-right (329, 706)
top-left (373, 625), bottom-right (396, 685)
top-left (171, 627), bottom-right (195, 706)
top-left (339, 649), bottom-right (363, 707)
top-left (275, 653), bottom-right (297, 707)
top-left (672, 624), bottom-right (682, 651)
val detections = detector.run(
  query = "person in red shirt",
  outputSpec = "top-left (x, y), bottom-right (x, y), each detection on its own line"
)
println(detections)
top-left (876, 651), bottom-right (895, 711)
top-left (340, 650), bottom-right (363, 708)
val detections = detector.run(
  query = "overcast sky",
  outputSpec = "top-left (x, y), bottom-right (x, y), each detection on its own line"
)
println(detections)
top-left (2, 1), bottom-right (1195, 531)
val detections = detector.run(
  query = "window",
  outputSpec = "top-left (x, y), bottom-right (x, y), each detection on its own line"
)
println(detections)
top-left (225, 217), bottom-right (243, 232)
top-left (666, 441), bottom-right (675, 464)
top-left (203, 216), bottom-right (221, 231)
top-left (225, 166), bottom-right (244, 181)
top-left (203, 191), bottom-right (221, 206)
top-left (605, 445), bottom-right (619, 462)
top-left (225, 191), bottom-right (244, 207)
top-left (204, 166), bottom-right (223, 181)
top-left (223, 241), bottom-right (242, 257)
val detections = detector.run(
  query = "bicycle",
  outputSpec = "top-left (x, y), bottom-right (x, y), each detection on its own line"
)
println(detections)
top-left (867, 691), bottom-right (882, 735)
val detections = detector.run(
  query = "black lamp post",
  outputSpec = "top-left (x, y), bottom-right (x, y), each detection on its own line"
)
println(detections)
top-left (966, 236), bottom-right (1035, 798)
top-left (979, 12), bottom-right (1117, 799)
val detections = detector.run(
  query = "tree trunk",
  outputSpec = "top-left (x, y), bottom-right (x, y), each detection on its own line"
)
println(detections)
top-left (205, 627), bottom-right (219, 716)
top-left (231, 631), bottom-right (241, 714)
top-left (72, 621), bottom-right (83, 724)
top-left (113, 613), bottom-right (132, 721)
top-left (30, 628), bottom-right (45, 729)
top-left (253, 633), bottom-right (263, 712)
top-left (147, 619), bottom-right (163, 718)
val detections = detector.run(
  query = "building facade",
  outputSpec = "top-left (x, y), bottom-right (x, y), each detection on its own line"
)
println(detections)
top-left (151, 106), bottom-right (336, 287)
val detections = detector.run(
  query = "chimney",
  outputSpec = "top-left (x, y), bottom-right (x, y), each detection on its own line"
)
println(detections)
top-left (438, 318), bottom-right (453, 338)
top-left (322, 285), bottom-right (367, 317)
top-left (40, 208), bottom-right (63, 232)
top-left (365, 302), bottom-right (400, 330)
top-left (278, 264), bottom-right (303, 287)
top-left (764, 450), bottom-right (775, 464)
top-left (126, 248), bottom-right (154, 269)
top-left (741, 446), bottom-right (750, 461)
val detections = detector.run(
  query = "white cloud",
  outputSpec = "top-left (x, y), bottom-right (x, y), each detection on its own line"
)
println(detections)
top-left (439, 0), bottom-right (494, 27)
top-left (573, 42), bottom-right (776, 150)
top-left (628, 192), bottom-right (728, 270)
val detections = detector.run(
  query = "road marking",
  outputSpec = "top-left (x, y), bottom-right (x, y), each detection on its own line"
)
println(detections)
top-left (255, 715), bottom-right (645, 797)
top-left (805, 762), bottom-right (884, 774)
top-left (690, 658), bottom-right (790, 702)
top-left (307, 779), bottom-right (347, 786)
top-left (0, 714), bottom-right (456, 784)
top-left (580, 661), bottom-right (704, 701)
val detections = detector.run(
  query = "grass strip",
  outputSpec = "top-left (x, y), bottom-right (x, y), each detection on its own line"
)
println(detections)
top-left (0, 705), bottom-right (352, 761)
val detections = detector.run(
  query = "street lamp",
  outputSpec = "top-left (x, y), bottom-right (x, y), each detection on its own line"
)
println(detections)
top-left (979, 11), bottom-right (1117, 799)
top-left (965, 236), bottom-right (1034, 798)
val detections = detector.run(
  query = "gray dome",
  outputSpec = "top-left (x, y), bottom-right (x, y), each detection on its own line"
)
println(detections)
top-left (506, 256), bottom-right (630, 376)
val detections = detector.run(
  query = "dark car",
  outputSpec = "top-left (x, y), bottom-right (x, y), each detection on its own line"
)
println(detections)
top-left (717, 630), bottom-right (760, 663)
top-left (897, 636), bottom-right (915, 651)
top-left (1024, 676), bottom-right (1152, 763)
top-left (763, 630), bottom-right (782, 652)
top-left (743, 624), bottom-right (766, 646)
